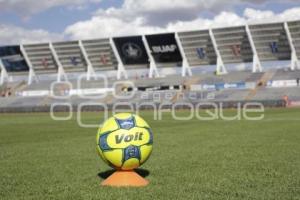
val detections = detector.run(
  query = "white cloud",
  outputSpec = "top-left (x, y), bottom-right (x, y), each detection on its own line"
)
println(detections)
top-left (64, 16), bottom-right (166, 39)
top-left (94, 0), bottom-right (298, 26)
top-left (166, 12), bottom-right (247, 32)
top-left (65, 7), bottom-right (300, 40)
top-left (0, 24), bottom-right (63, 45)
top-left (168, 7), bottom-right (300, 31)
top-left (93, 0), bottom-right (231, 26)
top-left (0, 0), bottom-right (102, 16)
top-left (1, 0), bottom-right (300, 44)
top-left (245, 7), bottom-right (300, 23)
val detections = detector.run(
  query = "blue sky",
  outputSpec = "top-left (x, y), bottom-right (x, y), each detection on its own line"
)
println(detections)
top-left (0, 0), bottom-right (300, 45)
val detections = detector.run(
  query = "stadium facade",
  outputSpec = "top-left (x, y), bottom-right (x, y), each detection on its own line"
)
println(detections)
top-left (0, 20), bottom-right (300, 112)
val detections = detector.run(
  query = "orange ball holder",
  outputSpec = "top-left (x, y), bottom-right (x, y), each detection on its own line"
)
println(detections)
top-left (101, 170), bottom-right (149, 187)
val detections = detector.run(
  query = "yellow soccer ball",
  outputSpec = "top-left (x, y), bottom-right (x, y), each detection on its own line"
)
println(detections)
top-left (96, 113), bottom-right (153, 170)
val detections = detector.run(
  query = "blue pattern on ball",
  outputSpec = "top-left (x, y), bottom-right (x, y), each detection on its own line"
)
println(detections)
top-left (99, 133), bottom-right (111, 151)
top-left (116, 117), bottom-right (135, 130)
top-left (123, 145), bottom-right (140, 162)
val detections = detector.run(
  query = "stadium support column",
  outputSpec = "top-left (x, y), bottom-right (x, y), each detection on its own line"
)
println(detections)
top-left (0, 59), bottom-right (9, 85)
top-left (209, 29), bottom-right (227, 75)
top-left (110, 38), bottom-right (128, 80)
top-left (175, 32), bottom-right (192, 77)
top-left (142, 35), bottom-right (159, 78)
top-left (20, 44), bottom-right (38, 85)
top-left (246, 25), bottom-right (263, 73)
top-left (79, 40), bottom-right (97, 81)
top-left (49, 42), bottom-right (68, 82)
top-left (284, 22), bottom-right (300, 71)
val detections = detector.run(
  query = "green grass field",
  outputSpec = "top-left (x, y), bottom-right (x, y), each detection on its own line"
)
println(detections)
top-left (0, 108), bottom-right (300, 200)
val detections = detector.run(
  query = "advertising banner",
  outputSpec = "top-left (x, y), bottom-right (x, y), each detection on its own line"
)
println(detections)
top-left (69, 88), bottom-right (114, 96)
top-left (215, 83), bottom-right (225, 90)
top-left (201, 82), bottom-right (247, 91)
top-left (224, 82), bottom-right (246, 89)
top-left (0, 46), bottom-right (29, 72)
top-left (245, 82), bottom-right (256, 89)
top-left (145, 33), bottom-right (182, 63)
top-left (20, 90), bottom-right (50, 97)
top-left (190, 84), bottom-right (202, 91)
top-left (113, 36), bottom-right (149, 65)
top-left (289, 101), bottom-right (300, 107)
top-left (202, 84), bottom-right (216, 91)
top-left (267, 80), bottom-right (298, 88)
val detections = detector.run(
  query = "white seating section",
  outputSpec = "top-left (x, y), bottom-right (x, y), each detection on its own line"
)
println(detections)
top-left (1, 20), bottom-right (300, 85)
top-left (81, 39), bottom-right (117, 71)
top-left (23, 43), bottom-right (57, 74)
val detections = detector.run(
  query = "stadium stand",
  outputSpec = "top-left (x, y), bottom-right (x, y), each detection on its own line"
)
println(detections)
top-left (253, 87), bottom-right (300, 101)
top-left (272, 68), bottom-right (300, 80)
top-left (52, 41), bottom-right (87, 73)
top-left (0, 20), bottom-right (300, 112)
top-left (81, 38), bottom-right (118, 71)
top-left (22, 43), bottom-right (57, 74)
top-left (178, 30), bottom-right (216, 66)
